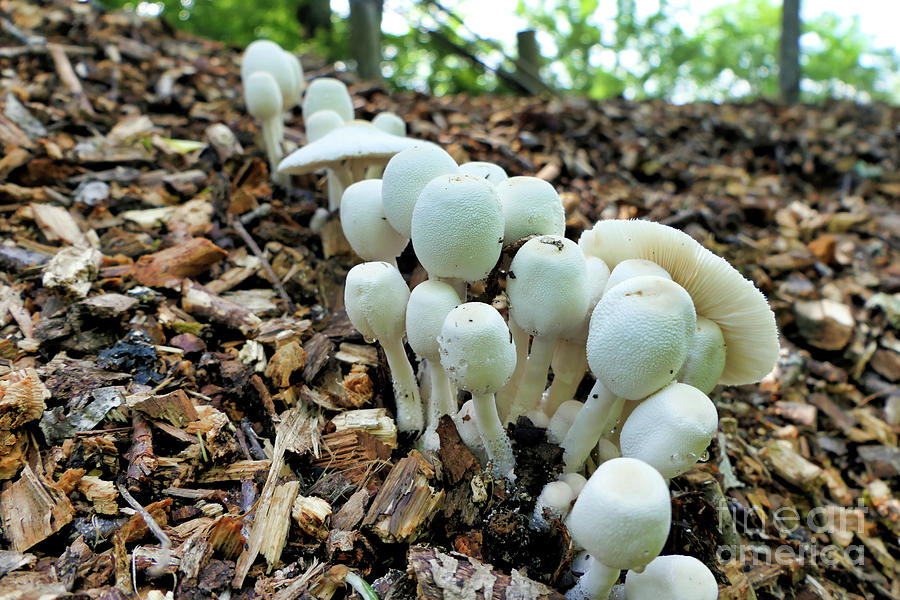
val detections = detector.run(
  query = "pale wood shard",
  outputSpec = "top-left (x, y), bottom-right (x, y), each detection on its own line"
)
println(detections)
top-left (0, 463), bottom-right (75, 551)
top-left (129, 238), bottom-right (227, 288)
top-left (259, 479), bottom-right (301, 570)
top-left (264, 340), bottom-right (307, 388)
top-left (182, 279), bottom-right (263, 335)
top-left (291, 495), bottom-right (332, 540)
top-left (334, 342), bottom-right (380, 366)
top-left (0, 368), bottom-right (49, 430)
top-left (331, 408), bottom-right (398, 448)
top-left (759, 439), bottom-right (826, 491)
top-left (408, 546), bottom-right (566, 600)
top-left (199, 459), bottom-right (272, 483)
top-left (313, 429), bottom-right (392, 482)
top-left (29, 202), bottom-right (90, 247)
top-left (363, 451), bottom-right (445, 543)
top-left (76, 475), bottom-right (119, 515)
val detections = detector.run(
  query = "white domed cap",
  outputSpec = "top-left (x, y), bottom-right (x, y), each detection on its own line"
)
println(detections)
top-left (677, 317), bottom-right (726, 394)
top-left (558, 472), bottom-right (587, 497)
top-left (587, 275), bottom-right (696, 400)
top-left (603, 259), bottom-right (671, 295)
top-left (343, 261), bottom-right (409, 342)
top-left (382, 145), bottom-right (459, 238)
top-left (508, 235), bottom-right (589, 338)
top-left (579, 219), bottom-right (779, 386)
top-left (547, 399), bottom-right (584, 444)
top-left (438, 302), bottom-right (517, 395)
top-left (620, 382), bottom-right (718, 479)
top-left (302, 77), bottom-right (353, 122)
top-left (306, 109), bottom-right (345, 142)
top-left (340, 179), bottom-right (408, 262)
top-left (405, 280), bottom-right (462, 361)
top-left (459, 161), bottom-right (508, 185)
top-left (284, 52), bottom-right (304, 106)
top-left (244, 71), bottom-right (283, 120)
top-left (372, 112), bottom-right (406, 137)
top-left (242, 40), bottom-right (299, 108)
top-left (496, 176), bottom-right (565, 246)
top-left (411, 174), bottom-right (504, 283)
top-left (625, 555), bottom-right (718, 600)
top-left (566, 457), bottom-right (671, 571)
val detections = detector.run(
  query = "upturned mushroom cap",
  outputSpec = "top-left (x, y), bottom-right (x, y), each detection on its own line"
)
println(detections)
top-left (459, 161), bottom-right (508, 185)
top-left (305, 109), bottom-right (345, 142)
top-left (496, 176), bottom-right (566, 245)
top-left (603, 258), bottom-right (671, 294)
top-left (587, 275), bottom-right (696, 400)
top-left (382, 145), bottom-right (459, 238)
top-left (301, 77), bottom-right (353, 122)
top-left (507, 235), bottom-right (589, 339)
top-left (372, 112), bottom-right (406, 136)
top-left (619, 382), bottom-right (718, 479)
top-left (411, 174), bottom-right (504, 283)
top-left (343, 261), bottom-right (409, 342)
top-left (677, 316), bottom-right (727, 394)
top-left (241, 40), bottom-right (300, 108)
top-left (405, 280), bottom-right (462, 362)
top-left (624, 555), bottom-right (718, 600)
top-left (579, 219), bottom-right (779, 386)
top-left (339, 179), bottom-right (408, 263)
top-left (278, 120), bottom-right (427, 176)
top-left (566, 457), bottom-right (671, 571)
top-left (244, 71), bottom-right (283, 120)
top-left (438, 302), bottom-right (517, 395)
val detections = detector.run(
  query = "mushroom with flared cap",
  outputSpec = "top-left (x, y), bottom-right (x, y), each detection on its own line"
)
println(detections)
top-left (242, 40), bottom-right (303, 151)
top-left (304, 109), bottom-right (348, 210)
top-left (243, 71), bottom-right (284, 182)
top-left (405, 280), bottom-right (462, 450)
top-left (624, 555), bottom-right (718, 600)
top-left (339, 179), bottom-right (408, 265)
top-left (496, 176), bottom-right (566, 246)
top-left (438, 302), bottom-right (518, 480)
top-left (579, 219), bottom-right (779, 386)
top-left (343, 261), bottom-right (424, 433)
top-left (565, 457), bottom-right (671, 600)
top-left (459, 161), bottom-right (508, 185)
top-left (302, 77), bottom-right (354, 123)
top-left (382, 145), bottom-right (459, 239)
top-left (619, 382), bottom-right (718, 480)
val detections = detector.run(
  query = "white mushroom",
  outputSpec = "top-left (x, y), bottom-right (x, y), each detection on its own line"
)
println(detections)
top-left (459, 161), bottom-right (508, 186)
top-left (602, 258), bottom-right (671, 295)
top-left (439, 302), bottom-right (518, 480)
top-left (302, 77), bottom-right (354, 123)
top-left (343, 262), bottom-right (423, 433)
top-left (372, 112), bottom-right (406, 136)
top-left (677, 317), bottom-right (727, 394)
top-left (339, 179), bottom-right (408, 265)
top-left (547, 399), bottom-right (584, 444)
top-left (496, 176), bottom-right (566, 246)
top-left (530, 480), bottom-right (574, 531)
top-left (382, 145), bottom-right (459, 239)
top-left (624, 555), bottom-right (718, 600)
top-left (243, 71), bottom-right (284, 182)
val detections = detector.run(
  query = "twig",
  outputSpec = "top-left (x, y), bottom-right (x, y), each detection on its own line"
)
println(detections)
top-left (228, 215), bottom-right (297, 314)
top-left (46, 43), bottom-right (96, 115)
top-left (116, 482), bottom-right (172, 578)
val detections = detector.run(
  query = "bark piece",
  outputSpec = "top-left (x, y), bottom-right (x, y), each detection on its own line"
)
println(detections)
top-left (265, 340), bottom-right (307, 388)
top-left (182, 279), bottom-right (262, 335)
top-left (313, 429), bottom-right (393, 482)
top-left (794, 299), bottom-right (854, 351)
top-left (0, 463), bottom-right (75, 551)
top-left (128, 389), bottom-right (198, 427)
top-left (77, 293), bottom-right (138, 319)
top-left (130, 238), bottom-right (227, 288)
top-left (124, 413), bottom-right (156, 491)
top-left (29, 203), bottom-right (89, 247)
top-left (76, 476), bottom-right (118, 515)
top-left (302, 333), bottom-right (334, 382)
top-left (759, 439), bottom-right (825, 491)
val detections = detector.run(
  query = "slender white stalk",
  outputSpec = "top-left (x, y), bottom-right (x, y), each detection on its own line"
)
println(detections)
top-left (496, 318), bottom-right (529, 421)
top-left (424, 360), bottom-right (456, 444)
top-left (261, 118), bottom-right (284, 185)
top-left (566, 556), bottom-right (619, 600)
top-left (561, 380), bottom-right (624, 472)
top-left (380, 336), bottom-right (424, 433)
top-left (507, 334), bottom-right (556, 423)
top-left (544, 339), bottom-right (588, 417)
top-left (326, 170), bottom-right (344, 212)
top-left (472, 392), bottom-right (515, 481)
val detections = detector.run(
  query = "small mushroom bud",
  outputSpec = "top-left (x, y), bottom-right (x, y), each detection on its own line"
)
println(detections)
top-left (340, 179), bottom-right (408, 265)
top-left (624, 555), bottom-right (718, 600)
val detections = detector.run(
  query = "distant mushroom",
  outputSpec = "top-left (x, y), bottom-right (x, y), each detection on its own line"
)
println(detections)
top-left (302, 77), bottom-right (354, 123)
top-left (339, 179), bottom-right (408, 265)
top-left (243, 71), bottom-right (284, 182)
top-left (305, 109), bottom-right (348, 211)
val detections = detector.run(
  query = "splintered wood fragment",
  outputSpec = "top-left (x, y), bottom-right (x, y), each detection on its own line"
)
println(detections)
top-left (200, 459), bottom-right (272, 482)
top-left (130, 238), bottom-right (227, 288)
top-left (207, 515), bottom-right (245, 560)
top-left (265, 340), bottom-right (307, 388)
top-left (259, 480), bottom-right (301, 570)
top-left (407, 546), bottom-right (566, 600)
top-left (125, 413), bottom-right (156, 491)
top-left (29, 203), bottom-right (90, 247)
top-left (759, 439), bottom-right (825, 491)
top-left (182, 279), bottom-right (262, 335)
top-left (337, 365), bottom-right (374, 408)
top-left (334, 342), bottom-right (379, 366)
top-left (76, 476), bottom-right (119, 515)
top-left (128, 389), bottom-right (198, 427)
top-left (0, 463), bottom-right (75, 551)
top-left (313, 429), bottom-right (392, 481)
top-left (331, 408), bottom-right (398, 448)
top-left (302, 333), bottom-right (334, 382)
top-left (292, 495), bottom-right (332, 540)
top-left (115, 498), bottom-right (171, 544)
top-left (0, 367), bottom-right (49, 430)
top-left (363, 450), bottom-right (444, 543)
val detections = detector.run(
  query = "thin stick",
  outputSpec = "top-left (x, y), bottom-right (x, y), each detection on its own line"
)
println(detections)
top-left (229, 215), bottom-right (297, 314)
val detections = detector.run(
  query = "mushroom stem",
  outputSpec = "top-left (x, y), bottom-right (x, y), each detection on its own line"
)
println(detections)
top-left (560, 380), bottom-right (625, 472)
top-left (496, 318), bottom-right (529, 421)
top-left (425, 360), bottom-right (456, 437)
top-left (326, 170), bottom-right (344, 212)
top-left (507, 334), bottom-right (557, 423)
top-left (544, 339), bottom-right (588, 417)
top-left (261, 118), bottom-right (286, 186)
top-left (471, 392), bottom-right (515, 481)
top-left (380, 336), bottom-right (424, 433)
top-left (566, 556), bottom-right (619, 600)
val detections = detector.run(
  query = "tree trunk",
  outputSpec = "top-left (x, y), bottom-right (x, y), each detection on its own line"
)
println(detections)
top-left (779, 0), bottom-right (801, 104)
top-left (515, 30), bottom-right (542, 96)
top-left (349, 0), bottom-right (383, 81)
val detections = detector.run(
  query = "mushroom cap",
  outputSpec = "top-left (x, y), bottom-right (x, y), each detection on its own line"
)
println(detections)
top-left (459, 161), bottom-right (509, 185)
top-left (302, 77), bottom-right (354, 122)
top-left (496, 176), bottom-right (565, 245)
top-left (284, 51), bottom-right (305, 106)
top-left (677, 316), bottom-right (727, 394)
top-left (547, 399), bottom-right (584, 444)
top-left (278, 120), bottom-right (428, 176)
top-left (438, 302), bottom-right (517, 395)
top-left (557, 472), bottom-right (587, 497)
top-left (624, 555), bottom-right (718, 600)
top-left (579, 219), bottom-right (779, 386)
top-left (587, 275), bottom-right (697, 400)
top-left (241, 40), bottom-right (299, 109)
top-left (244, 71), bottom-right (283, 120)
top-left (306, 109), bottom-right (345, 142)
top-left (382, 145), bottom-right (459, 238)
top-left (411, 174), bottom-right (504, 283)
top-left (603, 258), bottom-right (672, 295)
top-left (343, 261), bottom-right (409, 342)
top-left (405, 280), bottom-right (462, 362)
top-left (339, 179), bottom-right (409, 262)
top-left (507, 235), bottom-right (589, 339)
top-left (619, 382), bottom-right (718, 479)
top-left (372, 112), bottom-right (406, 137)
top-left (566, 457), bottom-right (671, 571)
